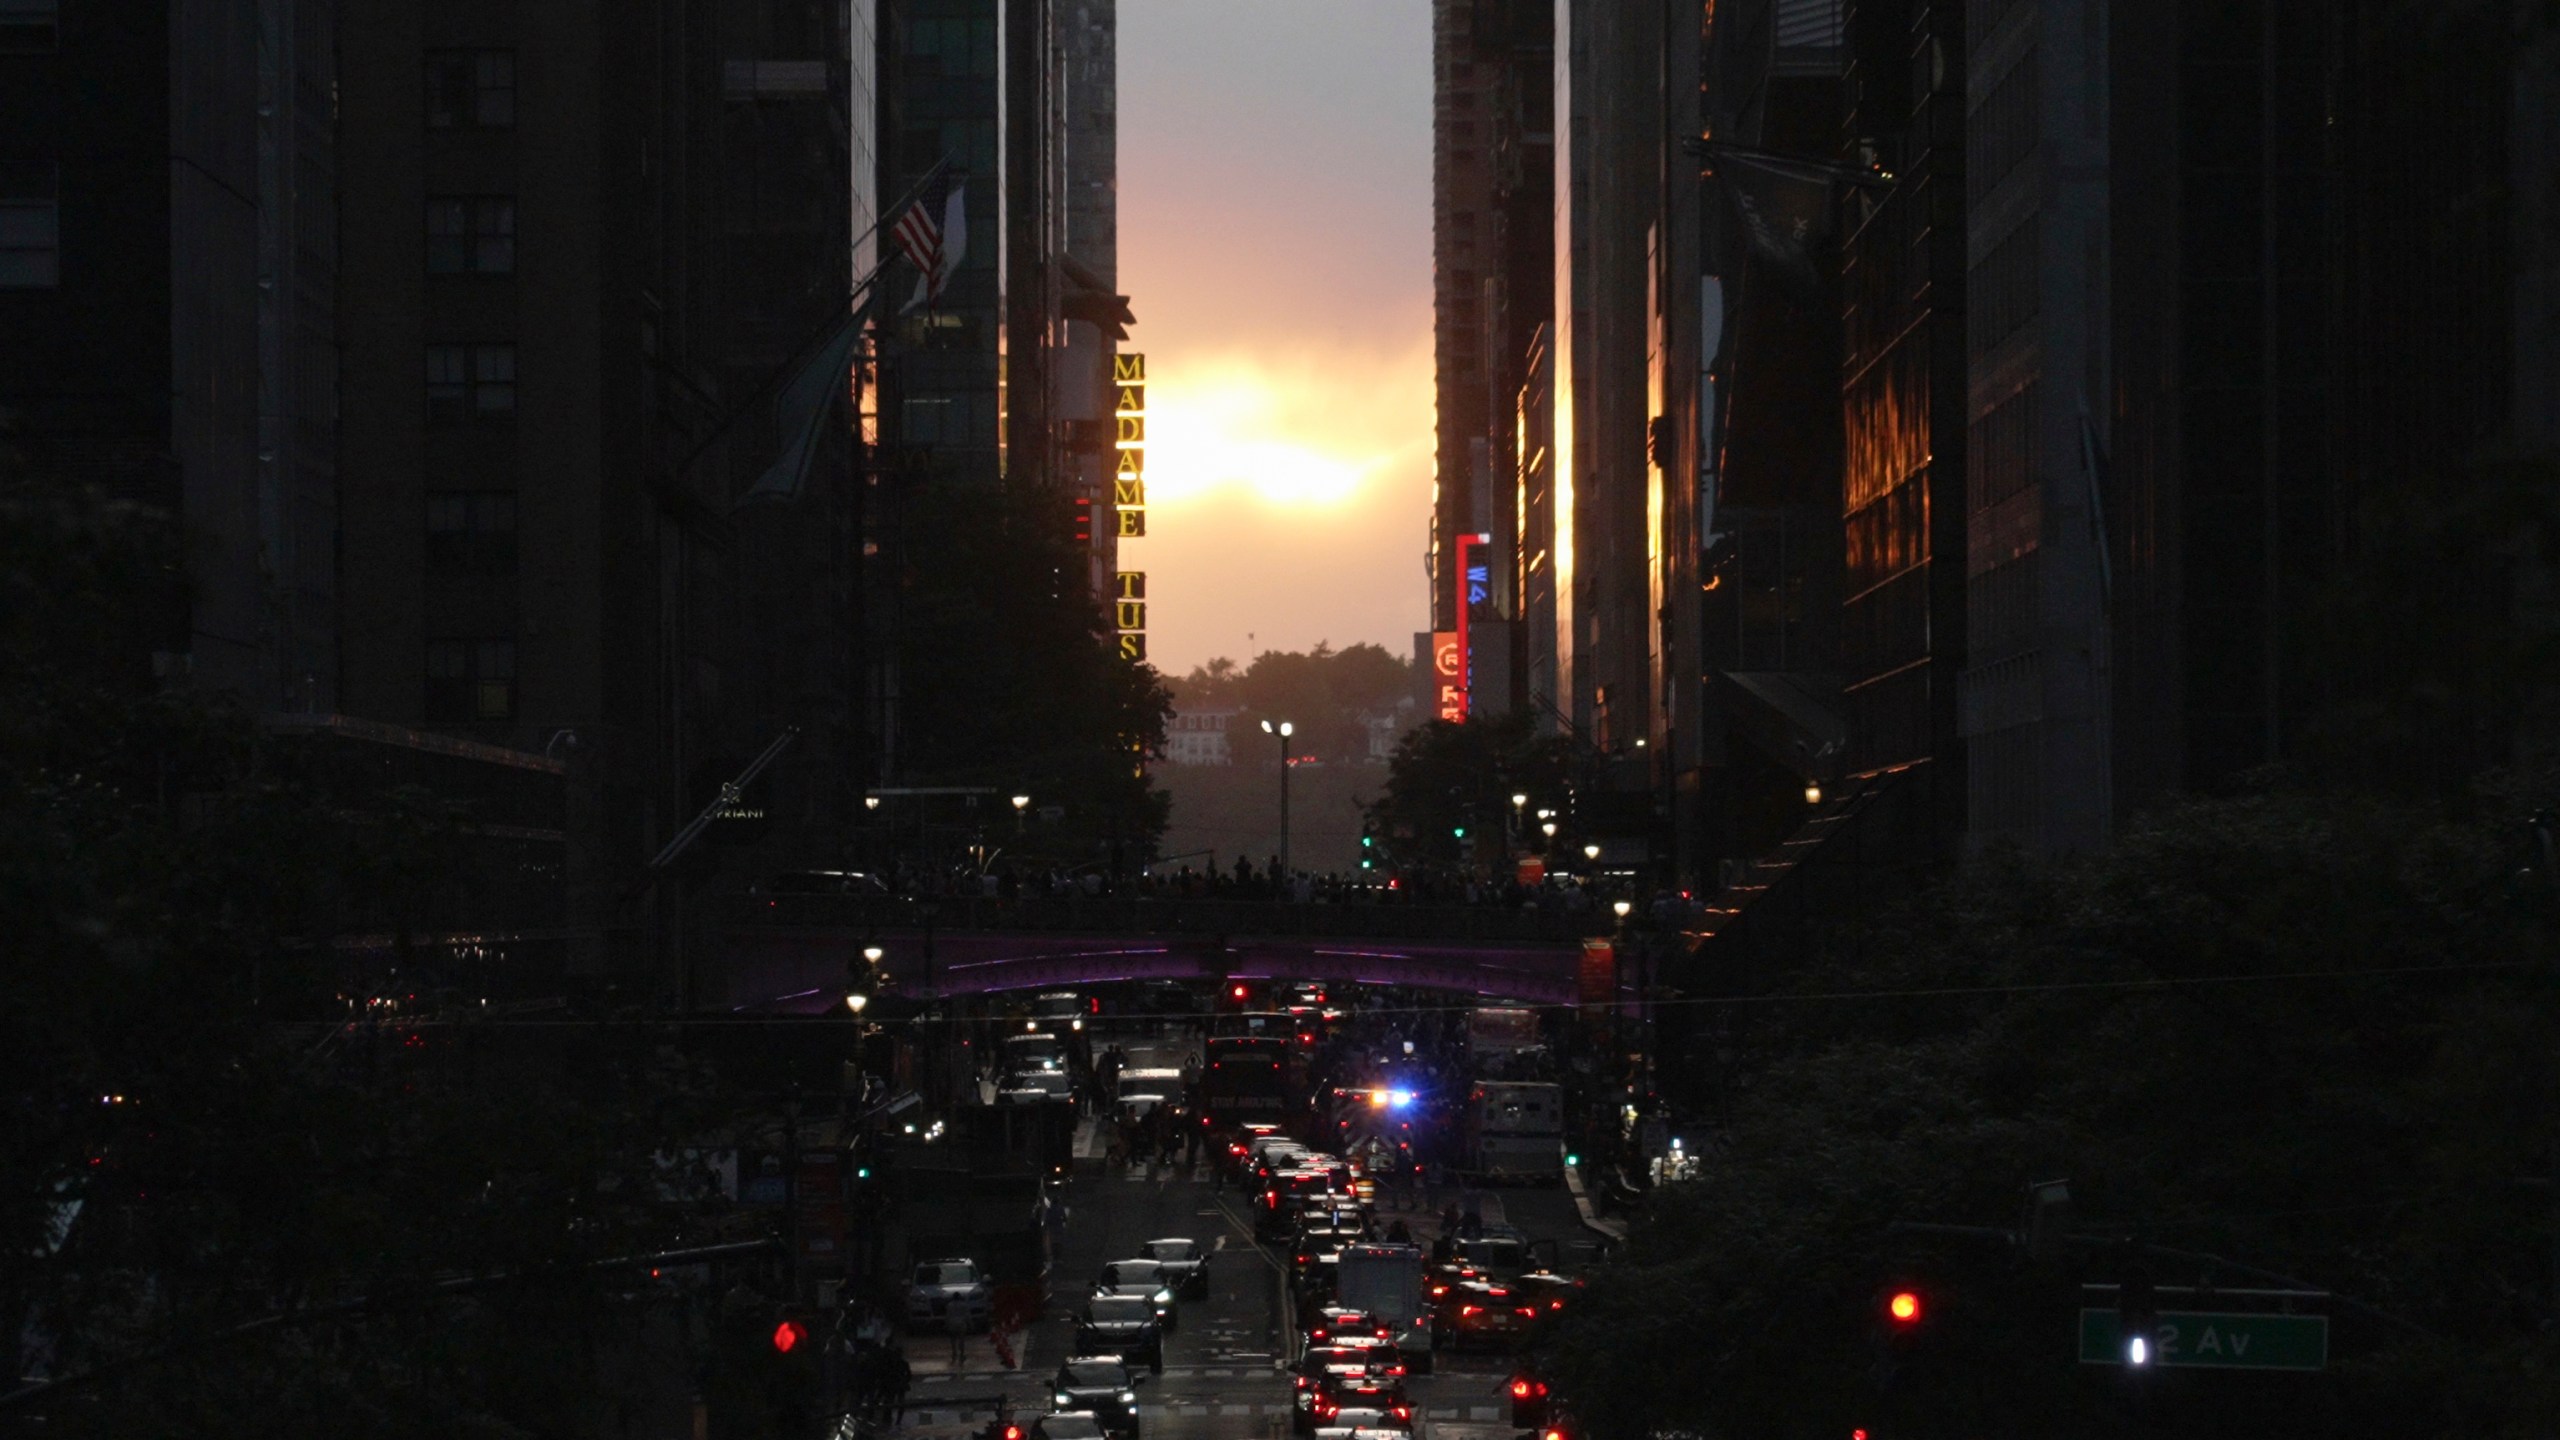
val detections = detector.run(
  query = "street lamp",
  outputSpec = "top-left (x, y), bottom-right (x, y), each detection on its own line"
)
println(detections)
top-left (1612, 899), bottom-right (1633, 920)
top-left (1541, 821), bottom-right (1558, 839)
top-left (1260, 719), bottom-right (1295, 876)
top-left (864, 795), bottom-right (880, 811)
top-left (1583, 842), bottom-right (1602, 863)
top-left (844, 992), bottom-right (869, 1015)
top-left (1509, 792), bottom-right (1529, 852)
top-left (1012, 792), bottom-right (1031, 835)
top-left (1803, 780), bottom-right (1824, 805)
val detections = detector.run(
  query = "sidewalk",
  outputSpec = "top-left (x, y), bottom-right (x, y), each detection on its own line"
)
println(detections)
top-left (903, 1332), bottom-right (1027, 1378)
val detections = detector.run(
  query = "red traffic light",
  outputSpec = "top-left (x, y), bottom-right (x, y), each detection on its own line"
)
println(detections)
top-left (1886, 1290), bottom-right (1923, 1325)
top-left (1231, 984), bottom-right (1249, 1000)
top-left (1511, 1379), bottom-right (1532, 1399)
top-left (772, 1318), bottom-right (809, 1353)
top-left (1005, 1427), bottom-right (1023, 1440)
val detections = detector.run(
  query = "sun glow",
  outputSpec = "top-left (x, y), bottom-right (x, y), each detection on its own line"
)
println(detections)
top-left (1137, 348), bottom-right (1429, 511)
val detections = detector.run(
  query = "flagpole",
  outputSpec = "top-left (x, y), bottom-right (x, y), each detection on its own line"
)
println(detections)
top-left (670, 157), bottom-right (957, 481)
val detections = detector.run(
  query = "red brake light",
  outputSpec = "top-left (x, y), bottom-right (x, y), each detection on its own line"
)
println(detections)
top-left (1232, 985), bottom-right (1248, 1000)
top-left (1461, 1305), bottom-right (1482, 1317)
top-left (1006, 1427), bottom-right (1023, 1440)
top-left (1888, 1290), bottom-right (1923, 1325)
top-left (1544, 1430), bottom-right (1566, 1440)
top-left (1511, 1380), bottom-right (1531, 1398)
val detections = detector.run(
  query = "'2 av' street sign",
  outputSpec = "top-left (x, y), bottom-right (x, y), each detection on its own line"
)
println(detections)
top-left (2078, 1310), bottom-right (2329, 1371)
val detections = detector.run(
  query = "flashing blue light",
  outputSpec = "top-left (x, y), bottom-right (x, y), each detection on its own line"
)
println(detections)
top-left (1387, 1089), bottom-right (1416, 1110)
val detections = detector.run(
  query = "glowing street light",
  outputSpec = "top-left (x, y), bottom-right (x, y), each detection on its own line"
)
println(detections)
top-left (1612, 899), bottom-right (1633, 920)
top-left (1583, 843), bottom-right (1602, 862)
top-left (1804, 781), bottom-right (1823, 805)
top-left (864, 795), bottom-right (880, 811)
top-left (845, 992), bottom-right (869, 1014)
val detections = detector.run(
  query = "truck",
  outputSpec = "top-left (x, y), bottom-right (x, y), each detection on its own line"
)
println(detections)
top-left (1467, 1006), bottom-right (1542, 1058)
top-left (1462, 1081), bottom-right (1565, 1182)
top-left (1335, 1242), bottom-right (1433, 1374)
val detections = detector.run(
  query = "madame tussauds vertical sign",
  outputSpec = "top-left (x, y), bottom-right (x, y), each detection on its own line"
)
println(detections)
top-left (1113, 353), bottom-right (1146, 660)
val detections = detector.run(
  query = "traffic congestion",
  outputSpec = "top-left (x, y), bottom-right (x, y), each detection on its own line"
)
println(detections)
top-left (855, 976), bottom-right (1604, 1440)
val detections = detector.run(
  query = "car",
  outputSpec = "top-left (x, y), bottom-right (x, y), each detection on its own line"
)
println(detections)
top-left (1076, 1294), bottom-right (1165, 1370)
top-left (907, 1257), bottom-right (992, 1330)
top-left (1313, 1427), bottom-right (1416, 1440)
top-left (1313, 1412), bottom-right (1414, 1439)
top-left (1139, 1237), bottom-right (1210, 1299)
top-left (1291, 1358), bottom-right (1407, 1434)
top-left (1094, 1259), bottom-right (1179, 1328)
top-left (1051, 1357), bottom-right (1148, 1438)
top-left (1432, 1279), bottom-right (1541, 1352)
top-left (1030, 1413), bottom-right (1112, 1440)
top-left (1301, 1305), bottom-right (1392, 1348)
top-left (1308, 1379), bottom-right (1411, 1433)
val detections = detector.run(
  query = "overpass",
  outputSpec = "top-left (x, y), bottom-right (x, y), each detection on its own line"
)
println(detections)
top-left (717, 895), bottom-right (1607, 1011)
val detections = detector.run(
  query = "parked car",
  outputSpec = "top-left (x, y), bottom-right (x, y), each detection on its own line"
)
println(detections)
top-left (907, 1257), bottom-right (993, 1330)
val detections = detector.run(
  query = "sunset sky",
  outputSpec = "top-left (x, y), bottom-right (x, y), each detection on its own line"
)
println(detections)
top-left (1116, 2), bottom-right (1433, 678)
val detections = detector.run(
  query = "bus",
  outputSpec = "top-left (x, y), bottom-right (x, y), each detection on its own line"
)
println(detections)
top-left (1199, 1034), bottom-right (1293, 1128)
top-left (1462, 1081), bottom-right (1565, 1182)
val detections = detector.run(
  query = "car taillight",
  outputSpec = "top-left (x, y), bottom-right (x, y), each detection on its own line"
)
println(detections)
top-left (1461, 1305), bottom-right (1482, 1317)
top-left (1518, 1307), bottom-right (1537, 1318)
top-left (1549, 1300), bottom-right (1565, 1311)
top-left (1511, 1380), bottom-right (1532, 1398)
top-left (1394, 1407), bottom-right (1411, 1421)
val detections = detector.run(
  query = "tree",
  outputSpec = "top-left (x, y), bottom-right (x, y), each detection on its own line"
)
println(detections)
top-left (892, 484), bottom-right (1173, 869)
top-left (1539, 781), bottom-right (2560, 1439)
top-left (1365, 714), bottom-right (1573, 870)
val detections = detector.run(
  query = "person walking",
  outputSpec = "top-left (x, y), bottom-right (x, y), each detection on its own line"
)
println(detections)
top-left (945, 1305), bottom-right (970, 1368)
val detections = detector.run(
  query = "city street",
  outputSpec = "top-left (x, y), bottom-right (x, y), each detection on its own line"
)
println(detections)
top-left (887, 1019), bottom-right (1600, 1440)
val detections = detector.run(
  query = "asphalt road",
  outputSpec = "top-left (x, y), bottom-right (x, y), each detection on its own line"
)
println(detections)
top-left (886, 1020), bottom-right (1603, 1440)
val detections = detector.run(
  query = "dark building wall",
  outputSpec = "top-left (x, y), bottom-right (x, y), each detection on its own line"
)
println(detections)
top-left (1, 0), bottom-right (333, 708)
top-left (1432, 0), bottom-right (1500, 634)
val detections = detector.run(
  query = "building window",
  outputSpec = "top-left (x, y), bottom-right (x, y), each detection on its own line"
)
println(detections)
top-left (426, 50), bottom-right (515, 129)
top-left (426, 344), bottom-right (516, 422)
top-left (426, 196), bottom-right (515, 274)
top-left (0, 163), bottom-right (59, 287)
top-left (425, 491), bottom-right (518, 575)
top-left (425, 639), bottom-right (516, 721)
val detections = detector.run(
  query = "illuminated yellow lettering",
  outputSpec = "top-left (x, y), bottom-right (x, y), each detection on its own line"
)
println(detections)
top-left (1115, 478), bottom-right (1145, 508)
top-left (1113, 353), bottom-right (1146, 385)
top-left (1117, 507), bottom-right (1146, 538)
top-left (1116, 599), bottom-right (1146, 631)
top-left (1115, 571), bottom-right (1146, 601)
top-left (1117, 631), bottom-right (1147, 662)
top-left (1114, 386), bottom-right (1145, 415)
top-left (1116, 448), bottom-right (1144, 479)
top-left (1117, 414), bottom-right (1145, 447)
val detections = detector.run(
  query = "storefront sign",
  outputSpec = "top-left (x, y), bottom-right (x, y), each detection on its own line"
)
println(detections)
top-left (1433, 631), bottom-right (1464, 721)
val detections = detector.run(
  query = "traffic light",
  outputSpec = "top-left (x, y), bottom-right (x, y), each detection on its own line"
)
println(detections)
top-left (771, 1317), bottom-right (809, 1354)
top-left (1885, 1290), bottom-right (1923, 1327)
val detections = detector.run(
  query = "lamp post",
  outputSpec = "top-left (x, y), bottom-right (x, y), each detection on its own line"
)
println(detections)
top-left (1510, 792), bottom-right (1528, 851)
top-left (1012, 792), bottom-right (1031, 835)
top-left (1260, 719), bottom-right (1295, 876)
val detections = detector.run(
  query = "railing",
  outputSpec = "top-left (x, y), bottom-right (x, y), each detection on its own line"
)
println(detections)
top-left (723, 892), bottom-right (1609, 946)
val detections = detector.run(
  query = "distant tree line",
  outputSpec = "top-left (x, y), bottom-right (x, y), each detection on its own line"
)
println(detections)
top-left (1166, 641), bottom-right (1420, 765)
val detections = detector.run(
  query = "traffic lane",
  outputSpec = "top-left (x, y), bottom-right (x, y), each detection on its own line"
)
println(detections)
top-left (1038, 1161), bottom-right (1292, 1439)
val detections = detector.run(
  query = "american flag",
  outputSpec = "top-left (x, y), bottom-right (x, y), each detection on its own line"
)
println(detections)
top-left (889, 165), bottom-right (967, 312)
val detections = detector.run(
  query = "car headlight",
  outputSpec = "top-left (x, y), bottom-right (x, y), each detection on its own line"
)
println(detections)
top-left (1153, 1289), bottom-right (1173, 1304)
top-left (1056, 1394), bottom-right (1074, 1407)
top-left (1118, 1391), bottom-right (1137, 1405)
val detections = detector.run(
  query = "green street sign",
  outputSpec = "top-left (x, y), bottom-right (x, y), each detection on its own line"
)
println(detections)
top-left (2079, 1309), bottom-right (2328, 1371)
